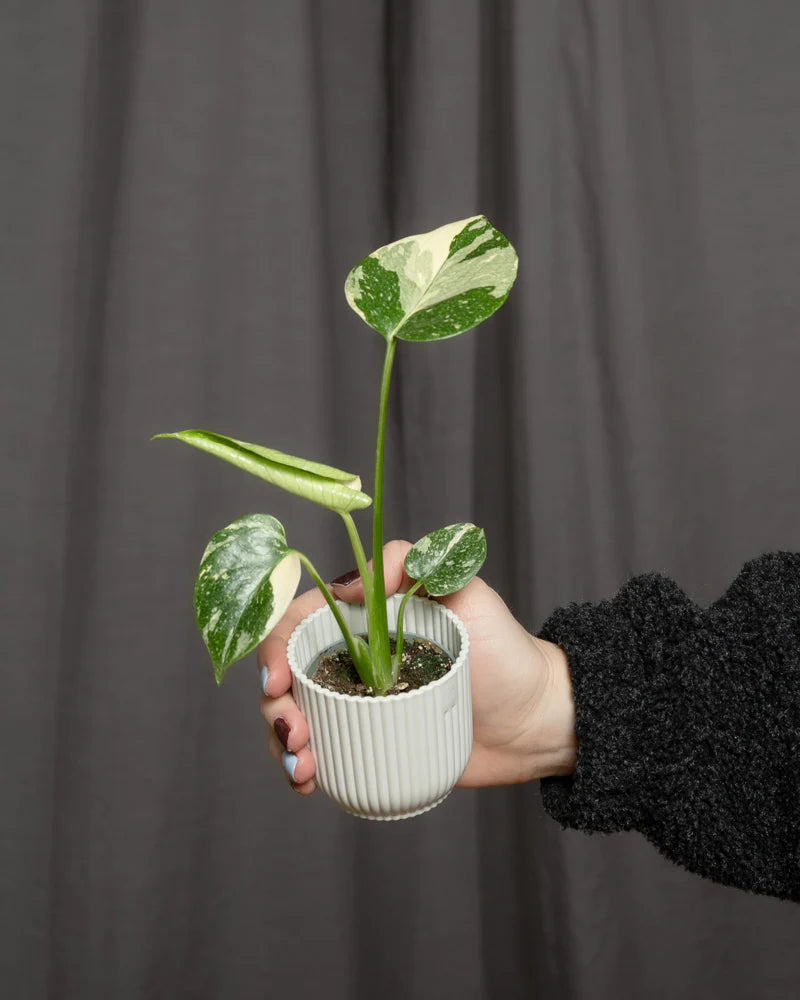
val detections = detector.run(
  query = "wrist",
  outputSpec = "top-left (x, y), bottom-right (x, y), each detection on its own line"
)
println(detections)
top-left (529, 636), bottom-right (578, 779)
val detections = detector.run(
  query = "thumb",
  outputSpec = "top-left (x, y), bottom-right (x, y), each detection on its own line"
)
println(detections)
top-left (435, 573), bottom-right (501, 623)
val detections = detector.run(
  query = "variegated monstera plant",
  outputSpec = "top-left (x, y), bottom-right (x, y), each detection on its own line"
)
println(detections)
top-left (155, 216), bottom-right (518, 692)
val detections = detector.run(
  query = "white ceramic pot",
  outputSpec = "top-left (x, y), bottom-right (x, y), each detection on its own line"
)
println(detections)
top-left (287, 593), bottom-right (472, 820)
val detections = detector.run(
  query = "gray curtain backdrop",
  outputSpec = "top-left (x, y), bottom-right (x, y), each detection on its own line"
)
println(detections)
top-left (3, 1), bottom-right (799, 997)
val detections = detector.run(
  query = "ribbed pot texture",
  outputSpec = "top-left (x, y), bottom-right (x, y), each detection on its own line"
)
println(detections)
top-left (287, 594), bottom-right (472, 820)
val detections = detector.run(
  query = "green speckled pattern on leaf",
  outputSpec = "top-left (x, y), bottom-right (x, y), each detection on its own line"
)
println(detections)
top-left (404, 523), bottom-right (487, 596)
top-left (194, 514), bottom-right (301, 682)
top-left (153, 429), bottom-right (371, 512)
top-left (344, 215), bottom-right (518, 342)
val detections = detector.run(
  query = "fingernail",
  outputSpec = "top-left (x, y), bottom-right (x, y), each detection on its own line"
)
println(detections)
top-left (331, 568), bottom-right (360, 588)
top-left (281, 751), bottom-right (298, 781)
top-left (260, 664), bottom-right (269, 695)
top-left (274, 717), bottom-right (291, 749)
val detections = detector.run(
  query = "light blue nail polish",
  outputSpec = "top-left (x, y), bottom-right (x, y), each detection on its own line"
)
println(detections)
top-left (260, 664), bottom-right (269, 695)
top-left (281, 751), bottom-right (298, 781)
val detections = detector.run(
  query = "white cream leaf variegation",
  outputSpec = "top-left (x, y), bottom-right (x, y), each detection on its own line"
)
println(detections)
top-left (404, 523), bottom-right (487, 596)
top-left (153, 430), bottom-right (371, 513)
top-left (344, 215), bottom-right (518, 342)
top-left (194, 514), bottom-right (302, 683)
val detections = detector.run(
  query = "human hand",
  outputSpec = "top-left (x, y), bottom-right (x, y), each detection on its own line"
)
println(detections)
top-left (257, 540), bottom-right (577, 795)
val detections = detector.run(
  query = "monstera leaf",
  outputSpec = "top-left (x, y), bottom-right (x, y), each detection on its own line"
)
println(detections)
top-left (153, 430), bottom-right (371, 513)
top-left (344, 215), bottom-right (518, 342)
top-left (404, 523), bottom-right (487, 596)
top-left (194, 514), bottom-right (301, 682)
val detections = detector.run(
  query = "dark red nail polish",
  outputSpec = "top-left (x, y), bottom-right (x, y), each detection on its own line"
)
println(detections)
top-left (274, 717), bottom-right (291, 749)
top-left (331, 568), bottom-right (360, 588)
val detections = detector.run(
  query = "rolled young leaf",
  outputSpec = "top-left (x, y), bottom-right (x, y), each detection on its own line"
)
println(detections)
top-left (153, 430), bottom-right (371, 513)
top-left (404, 523), bottom-right (487, 596)
top-left (195, 514), bottom-right (301, 683)
top-left (344, 215), bottom-right (518, 342)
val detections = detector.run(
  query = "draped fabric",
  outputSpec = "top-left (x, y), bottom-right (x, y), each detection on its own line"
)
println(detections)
top-left (3, 2), bottom-right (799, 997)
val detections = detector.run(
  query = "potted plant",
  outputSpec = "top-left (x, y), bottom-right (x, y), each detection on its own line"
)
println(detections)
top-left (154, 215), bottom-right (518, 819)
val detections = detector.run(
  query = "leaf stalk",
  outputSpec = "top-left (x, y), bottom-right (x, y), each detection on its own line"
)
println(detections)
top-left (339, 511), bottom-right (373, 612)
top-left (295, 551), bottom-right (373, 684)
top-left (365, 336), bottom-right (398, 693)
top-left (392, 579), bottom-right (424, 682)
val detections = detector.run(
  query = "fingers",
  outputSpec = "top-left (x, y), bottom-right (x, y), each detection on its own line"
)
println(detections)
top-left (257, 583), bottom-right (329, 698)
top-left (257, 586), bottom-right (325, 796)
top-left (331, 539), bottom-right (426, 603)
top-left (266, 727), bottom-right (317, 795)
top-left (260, 690), bottom-right (310, 753)
top-left (262, 690), bottom-right (317, 792)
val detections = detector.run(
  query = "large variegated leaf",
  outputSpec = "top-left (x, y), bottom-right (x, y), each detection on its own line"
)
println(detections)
top-left (344, 215), bottom-right (517, 342)
top-left (153, 430), bottom-right (371, 513)
top-left (404, 523), bottom-right (486, 596)
top-left (194, 514), bottom-right (301, 683)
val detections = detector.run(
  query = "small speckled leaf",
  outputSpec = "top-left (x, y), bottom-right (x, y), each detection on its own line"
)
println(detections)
top-left (404, 523), bottom-right (487, 596)
top-left (195, 514), bottom-right (301, 683)
top-left (153, 430), bottom-right (371, 512)
top-left (344, 215), bottom-right (518, 342)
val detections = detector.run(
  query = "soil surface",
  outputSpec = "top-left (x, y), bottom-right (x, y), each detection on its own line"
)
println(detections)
top-left (313, 636), bottom-right (453, 697)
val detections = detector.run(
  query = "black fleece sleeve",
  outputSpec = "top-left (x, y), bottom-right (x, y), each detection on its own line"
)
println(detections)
top-left (537, 552), bottom-right (800, 901)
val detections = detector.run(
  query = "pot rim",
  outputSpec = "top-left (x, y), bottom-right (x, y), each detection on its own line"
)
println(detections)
top-left (287, 594), bottom-right (470, 706)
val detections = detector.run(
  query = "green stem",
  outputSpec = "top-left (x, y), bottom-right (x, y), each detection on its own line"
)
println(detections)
top-left (295, 551), bottom-right (373, 685)
top-left (367, 336), bottom-right (398, 693)
top-left (339, 511), bottom-right (372, 611)
top-left (392, 580), bottom-right (424, 682)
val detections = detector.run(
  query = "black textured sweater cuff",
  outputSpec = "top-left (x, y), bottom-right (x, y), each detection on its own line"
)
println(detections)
top-left (535, 553), bottom-right (800, 900)
top-left (537, 571), bottom-right (703, 834)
